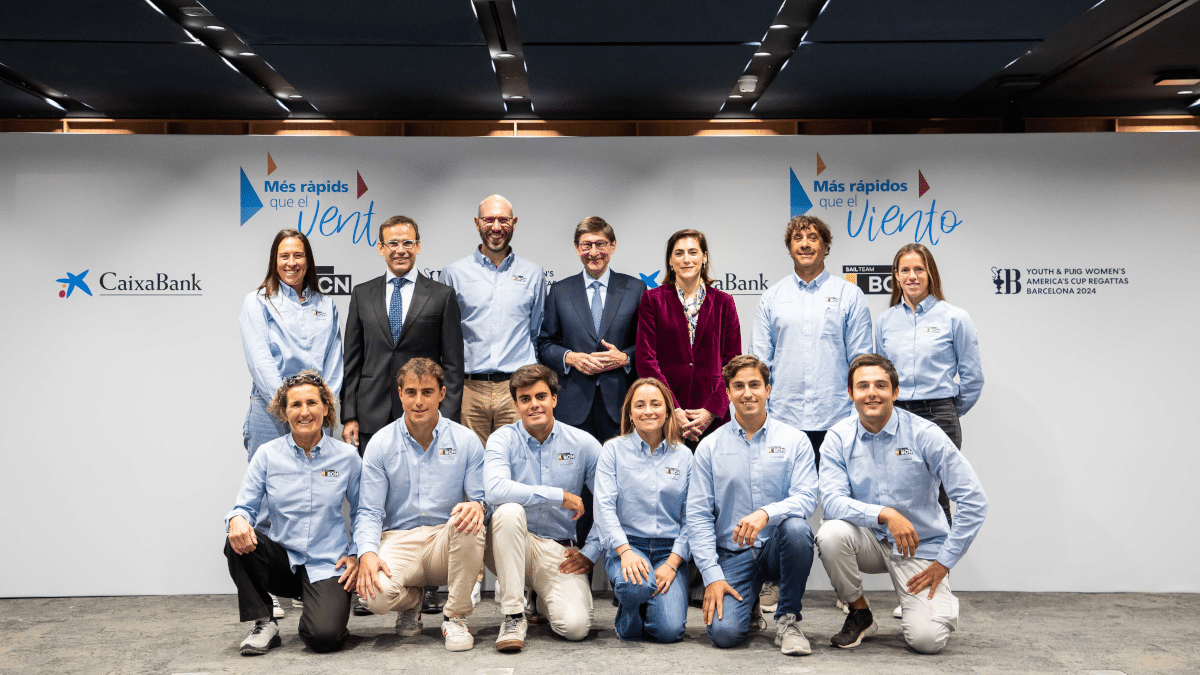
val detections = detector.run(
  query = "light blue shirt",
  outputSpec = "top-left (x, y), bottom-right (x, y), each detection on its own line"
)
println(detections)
top-left (226, 431), bottom-right (362, 583)
top-left (441, 248), bottom-right (546, 374)
top-left (751, 270), bottom-right (873, 431)
top-left (484, 420), bottom-right (603, 562)
top-left (355, 415), bottom-right (486, 557)
top-left (239, 286), bottom-right (343, 399)
top-left (820, 408), bottom-right (988, 569)
top-left (875, 296), bottom-right (984, 416)
top-left (383, 267), bottom-right (420, 328)
top-left (687, 416), bottom-right (818, 586)
top-left (593, 433), bottom-right (692, 561)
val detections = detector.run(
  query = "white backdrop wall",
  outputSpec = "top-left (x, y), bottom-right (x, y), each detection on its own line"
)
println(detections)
top-left (1, 132), bottom-right (1196, 597)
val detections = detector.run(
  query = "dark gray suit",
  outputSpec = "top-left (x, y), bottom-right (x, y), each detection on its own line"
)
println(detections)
top-left (341, 272), bottom-right (464, 438)
top-left (537, 270), bottom-right (646, 435)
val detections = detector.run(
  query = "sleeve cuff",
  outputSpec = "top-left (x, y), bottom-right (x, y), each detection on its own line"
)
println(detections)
top-left (761, 504), bottom-right (783, 526)
top-left (671, 541), bottom-right (689, 561)
top-left (700, 564), bottom-right (726, 587)
top-left (935, 550), bottom-right (960, 570)
top-left (863, 504), bottom-right (884, 528)
top-left (579, 543), bottom-right (601, 563)
top-left (225, 510), bottom-right (252, 530)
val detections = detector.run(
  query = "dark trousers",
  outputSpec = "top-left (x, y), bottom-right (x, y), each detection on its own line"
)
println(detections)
top-left (803, 430), bottom-right (827, 472)
top-left (224, 531), bottom-right (352, 653)
top-left (356, 430), bottom-right (375, 458)
top-left (575, 389), bottom-right (622, 547)
top-left (896, 398), bottom-right (961, 524)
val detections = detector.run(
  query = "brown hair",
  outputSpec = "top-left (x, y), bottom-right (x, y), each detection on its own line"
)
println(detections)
top-left (378, 215), bottom-right (420, 245)
top-left (619, 378), bottom-right (683, 447)
top-left (784, 215), bottom-right (833, 253)
top-left (508, 364), bottom-right (560, 400)
top-left (397, 357), bottom-right (444, 389)
top-left (721, 354), bottom-right (771, 388)
top-left (573, 216), bottom-right (616, 246)
top-left (888, 243), bottom-right (945, 307)
top-left (847, 354), bottom-right (899, 391)
top-left (258, 229), bottom-right (319, 298)
top-left (662, 229), bottom-right (713, 287)
top-left (267, 369), bottom-right (338, 429)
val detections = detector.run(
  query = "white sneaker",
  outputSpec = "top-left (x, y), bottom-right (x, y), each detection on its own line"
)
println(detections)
top-left (835, 597), bottom-right (850, 614)
top-left (442, 615), bottom-right (474, 651)
top-left (240, 620), bottom-right (280, 656)
top-left (759, 581), bottom-right (780, 614)
top-left (495, 614), bottom-right (527, 652)
top-left (893, 605), bottom-right (902, 619)
top-left (395, 607), bottom-right (422, 637)
top-left (750, 599), bottom-right (767, 631)
top-left (270, 595), bottom-right (285, 619)
top-left (471, 580), bottom-right (482, 608)
top-left (774, 613), bottom-right (812, 656)
top-left (292, 597), bottom-right (304, 609)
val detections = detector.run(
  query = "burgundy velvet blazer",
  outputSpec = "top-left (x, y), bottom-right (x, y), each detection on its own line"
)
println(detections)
top-left (635, 284), bottom-right (742, 420)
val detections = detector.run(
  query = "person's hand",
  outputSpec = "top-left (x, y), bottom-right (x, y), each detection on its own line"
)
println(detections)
top-left (906, 560), bottom-right (949, 599)
top-left (355, 551), bottom-right (392, 600)
top-left (228, 516), bottom-right (257, 554)
top-left (681, 408), bottom-right (715, 440)
top-left (336, 555), bottom-right (358, 590)
top-left (450, 501), bottom-right (486, 534)
top-left (673, 408), bottom-right (696, 440)
top-left (653, 556), bottom-right (682, 596)
top-left (591, 340), bottom-right (628, 372)
top-left (561, 491), bottom-right (585, 520)
top-left (559, 549), bottom-right (594, 575)
top-left (342, 420), bottom-right (360, 446)
top-left (733, 509), bottom-right (769, 547)
top-left (566, 351), bottom-right (604, 376)
top-left (618, 548), bottom-right (650, 585)
top-left (703, 580), bottom-right (743, 625)
top-left (879, 507), bottom-right (920, 558)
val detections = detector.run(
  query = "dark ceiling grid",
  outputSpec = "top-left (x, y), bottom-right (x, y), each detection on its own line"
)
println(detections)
top-left (0, 61), bottom-right (97, 117)
top-left (471, 0), bottom-right (534, 118)
top-left (716, 0), bottom-right (828, 118)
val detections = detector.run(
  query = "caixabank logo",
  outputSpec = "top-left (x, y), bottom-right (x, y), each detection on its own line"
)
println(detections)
top-left (54, 269), bottom-right (202, 298)
top-left (790, 152), bottom-right (965, 246)
top-left (635, 269), bottom-right (770, 295)
top-left (239, 153), bottom-right (378, 246)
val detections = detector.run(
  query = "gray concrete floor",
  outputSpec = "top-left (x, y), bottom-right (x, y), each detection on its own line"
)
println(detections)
top-left (1, 592), bottom-right (1196, 675)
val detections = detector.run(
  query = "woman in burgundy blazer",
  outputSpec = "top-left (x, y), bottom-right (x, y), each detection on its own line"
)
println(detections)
top-left (636, 229), bottom-right (742, 446)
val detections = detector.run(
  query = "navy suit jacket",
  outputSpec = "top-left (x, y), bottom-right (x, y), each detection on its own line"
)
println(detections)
top-left (537, 270), bottom-right (646, 426)
top-left (341, 272), bottom-right (463, 434)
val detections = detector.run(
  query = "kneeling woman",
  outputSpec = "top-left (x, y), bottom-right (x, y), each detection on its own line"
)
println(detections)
top-left (224, 371), bottom-right (362, 655)
top-left (593, 377), bottom-right (692, 642)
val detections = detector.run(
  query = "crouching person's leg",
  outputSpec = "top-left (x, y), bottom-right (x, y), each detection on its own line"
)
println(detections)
top-left (297, 568), bottom-right (352, 653)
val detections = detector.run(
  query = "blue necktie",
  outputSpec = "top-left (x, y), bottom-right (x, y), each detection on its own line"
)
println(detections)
top-left (389, 277), bottom-right (406, 344)
top-left (590, 280), bottom-right (603, 334)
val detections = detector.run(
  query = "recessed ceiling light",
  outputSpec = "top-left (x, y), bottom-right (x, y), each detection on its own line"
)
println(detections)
top-left (770, 24), bottom-right (788, 29)
top-left (1180, 90), bottom-right (1194, 95)
top-left (204, 25), bottom-right (226, 31)
top-left (729, 94), bottom-right (743, 99)
top-left (238, 52), bottom-right (254, 57)
top-left (181, 7), bottom-right (211, 16)
top-left (495, 52), bottom-right (515, 59)
top-left (288, 94), bottom-right (302, 99)
top-left (754, 52), bottom-right (770, 57)
top-left (509, 95), bottom-right (524, 100)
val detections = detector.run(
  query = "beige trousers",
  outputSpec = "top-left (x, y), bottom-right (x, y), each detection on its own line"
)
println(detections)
top-left (485, 503), bottom-right (593, 641)
top-left (816, 519), bottom-right (959, 654)
top-left (461, 379), bottom-right (520, 446)
top-left (364, 522), bottom-right (486, 617)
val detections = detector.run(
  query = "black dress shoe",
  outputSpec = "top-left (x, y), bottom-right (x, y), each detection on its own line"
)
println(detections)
top-left (421, 586), bottom-right (444, 614)
top-left (352, 595), bottom-right (373, 616)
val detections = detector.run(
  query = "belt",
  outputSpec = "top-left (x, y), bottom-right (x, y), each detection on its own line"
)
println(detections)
top-left (555, 539), bottom-right (576, 548)
top-left (898, 397), bottom-right (955, 407)
top-left (466, 372), bottom-right (513, 382)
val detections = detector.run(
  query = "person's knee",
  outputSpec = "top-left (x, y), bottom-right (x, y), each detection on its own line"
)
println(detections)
top-left (302, 625), bottom-right (347, 653)
top-left (551, 611), bottom-right (590, 641)
top-left (707, 620), bottom-right (745, 649)
top-left (614, 578), bottom-right (655, 607)
top-left (816, 519), bottom-right (854, 553)
top-left (780, 516), bottom-right (814, 545)
top-left (492, 503), bottom-right (526, 530)
top-left (904, 622), bottom-right (950, 654)
top-left (646, 618), bottom-right (685, 644)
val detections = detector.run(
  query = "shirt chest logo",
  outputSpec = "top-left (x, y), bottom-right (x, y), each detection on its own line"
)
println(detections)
top-left (313, 309), bottom-right (327, 318)
top-left (512, 275), bottom-right (527, 283)
top-left (923, 326), bottom-right (941, 335)
top-left (766, 446), bottom-right (787, 459)
top-left (894, 447), bottom-right (915, 462)
top-left (557, 452), bottom-right (576, 463)
top-left (439, 447), bottom-right (457, 462)
top-left (664, 467), bottom-right (681, 479)
top-left (321, 469), bottom-right (340, 482)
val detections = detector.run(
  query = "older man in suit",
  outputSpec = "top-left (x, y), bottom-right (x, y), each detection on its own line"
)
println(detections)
top-left (341, 215), bottom-right (464, 452)
top-left (537, 216), bottom-right (646, 550)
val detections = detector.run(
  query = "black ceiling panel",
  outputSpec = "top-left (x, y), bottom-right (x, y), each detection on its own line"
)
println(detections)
top-left (0, 0), bottom-right (186, 42)
top-left (0, 42), bottom-right (284, 118)
top-left (201, 0), bottom-right (485, 45)
top-left (525, 44), bottom-right (758, 118)
top-left (256, 45), bottom-right (505, 118)
top-left (0, 81), bottom-right (60, 117)
top-left (754, 40), bottom-right (1035, 118)
top-left (1024, 3), bottom-right (1200, 117)
top-left (805, 0), bottom-right (1098, 42)
top-left (518, 0), bottom-right (783, 43)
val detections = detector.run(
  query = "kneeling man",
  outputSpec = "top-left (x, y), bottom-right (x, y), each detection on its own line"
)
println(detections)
top-left (818, 354), bottom-right (988, 654)
top-left (356, 358), bottom-right (487, 651)
top-left (687, 355), bottom-right (818, 655)
top-left (484, 364), bottom-right (603, 652)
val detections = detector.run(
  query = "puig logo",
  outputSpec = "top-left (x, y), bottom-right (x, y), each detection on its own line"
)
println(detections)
top-left (991, 267), bottom-right (1021, 294)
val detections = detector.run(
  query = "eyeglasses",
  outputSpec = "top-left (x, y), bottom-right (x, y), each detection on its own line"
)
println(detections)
top-left (478, 216), bottom-right (514, 227)
top-left (383, 239), bottom-right (419, 251)
top-left (576, 241), bottom-right (612, 252)
top-left (284, 373), bottom-right (325, 388)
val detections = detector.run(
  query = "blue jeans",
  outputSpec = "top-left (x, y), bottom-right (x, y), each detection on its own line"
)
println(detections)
top-left (604, 536), bottom-right (688, 643)
top-left (708, 517), bottom-right (814, 649)
top-left (242, 393), bottom-right (287, 529)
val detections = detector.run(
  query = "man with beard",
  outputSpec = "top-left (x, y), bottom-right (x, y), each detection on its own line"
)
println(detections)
top-left (442, 195), bottom-right (546, 447)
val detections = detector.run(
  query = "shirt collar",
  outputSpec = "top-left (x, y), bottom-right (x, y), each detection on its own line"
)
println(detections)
top-left (856, 408), bottom-right (900, 440)
top-left (397, 413), bottom-right (447, 452)
top-left (474, 246), bottom-right (514, 272)
top-left (733, 415), bottom-right (772, 442)
top-left (278, 283), bottom-right (303, 302)
top-left (285, 430), bottom-right (326, 457)
top-left (385, 267), bottom-right (420, 286)
top-left (584, 267), bottom-right (612, 289)
top-left (518, 419), bottom-right (558, 448)
top-left (792, 268), bottom-right (829, 290)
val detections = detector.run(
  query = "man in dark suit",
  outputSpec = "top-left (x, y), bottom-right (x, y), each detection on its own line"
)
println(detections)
top-left (537, 216), bottom-right (646, 554)
top-left (538, 216), bottom-right (645, 443)
top-left (342, 214), bottom-right (465, 616)
top-left (341, 215), bottom-right (464, 454)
